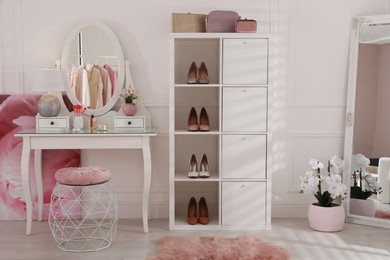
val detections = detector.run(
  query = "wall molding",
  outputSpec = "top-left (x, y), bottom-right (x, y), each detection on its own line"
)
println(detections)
top-left (287, 133), bottom-right (345, 192)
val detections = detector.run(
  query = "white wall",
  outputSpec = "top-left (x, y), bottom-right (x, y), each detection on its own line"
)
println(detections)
top-left (273, 0), bottom-right (388, 217)
top-left (0, 0), bottom-right (388, 219)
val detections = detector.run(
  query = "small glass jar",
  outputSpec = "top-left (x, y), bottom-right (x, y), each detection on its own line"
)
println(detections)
top-left (72, 116), bottom-right (84, 132)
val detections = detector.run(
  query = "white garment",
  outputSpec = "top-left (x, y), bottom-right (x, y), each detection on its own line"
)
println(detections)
top-left (81, 68), bottom-right (90, 107)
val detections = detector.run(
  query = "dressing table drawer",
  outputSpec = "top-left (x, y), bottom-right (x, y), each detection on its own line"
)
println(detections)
top-left (114, 116), bottom-right (145, 130)
top-left (36, 116), bottom-right (70, 132)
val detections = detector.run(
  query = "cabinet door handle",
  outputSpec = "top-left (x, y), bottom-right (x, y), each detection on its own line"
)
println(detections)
top-left (241, 89), bottom-right (247, 93)
top-left (241, 137), bottom-right (247, 141)
top-left (50, 121), bottom-right (54, 125)
top-left (240, 184), bottom-right (246, 188)
top-left (127, 121), bottom-right (132, 125)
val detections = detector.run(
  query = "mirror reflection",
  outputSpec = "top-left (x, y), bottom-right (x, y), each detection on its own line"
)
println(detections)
top-left (61, 22), bottom-right (124, 116)
top-left (350, 18), bottom-right (390, 222)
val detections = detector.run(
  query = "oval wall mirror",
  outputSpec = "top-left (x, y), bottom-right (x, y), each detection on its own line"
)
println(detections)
top-left (344, 14), bottom-right (390, 229)
top-left (61, 21), bottom-right (125, 116)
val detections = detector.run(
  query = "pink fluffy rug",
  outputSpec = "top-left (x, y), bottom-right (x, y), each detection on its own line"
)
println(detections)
top-left (148, 235), bottom-right (291, 260)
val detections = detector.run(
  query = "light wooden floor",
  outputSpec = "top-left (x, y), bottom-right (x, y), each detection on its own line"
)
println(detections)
top-left (0, 218), bottom-right (389, 260)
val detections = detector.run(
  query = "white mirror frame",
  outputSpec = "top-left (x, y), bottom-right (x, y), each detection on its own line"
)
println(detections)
top-left (344, 14), bottom-right (390, 229)
top-left (61, 21), bottom-right (125, 116)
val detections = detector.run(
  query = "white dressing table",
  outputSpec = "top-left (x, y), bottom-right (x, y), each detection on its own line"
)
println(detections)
top-left (15, 128), bottom-right (157, 235)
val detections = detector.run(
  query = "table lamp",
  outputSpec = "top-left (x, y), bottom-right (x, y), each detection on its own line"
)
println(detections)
top-left (33, 68), bottom-right (64, 117)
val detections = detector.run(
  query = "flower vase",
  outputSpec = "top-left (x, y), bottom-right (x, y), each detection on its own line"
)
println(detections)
top-left (122, 103), bottom-right (137, 116)
top-left (308, 203), bottom-right (345, 232)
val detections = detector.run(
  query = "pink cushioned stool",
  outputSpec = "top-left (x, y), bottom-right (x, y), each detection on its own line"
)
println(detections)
top-left (55, 166), bottom-right (111, 186)
top-left (49, 167), bottom-right (118, 252)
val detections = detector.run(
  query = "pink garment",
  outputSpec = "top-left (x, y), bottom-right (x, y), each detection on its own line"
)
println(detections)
top-left (0, 95), bottom-right (80, 220)
top-left (85, 64), bottom-right (103, 109)
top-left (103, 64), bottom-right (117, 97)
top-left (95, 65), bottom-right (112, 106)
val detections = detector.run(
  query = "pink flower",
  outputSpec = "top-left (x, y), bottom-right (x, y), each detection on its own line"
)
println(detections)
top-left (0, 95), bottom-right (80, 220)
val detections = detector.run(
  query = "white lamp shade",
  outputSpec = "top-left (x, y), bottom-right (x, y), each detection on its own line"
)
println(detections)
top-left (33, 69), bottom-right (64, 93)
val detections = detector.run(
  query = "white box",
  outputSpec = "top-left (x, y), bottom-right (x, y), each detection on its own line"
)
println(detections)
top-left (222, 38), bottom-right (268, 85)
top-left (221, 181), bottom-right (266, 226)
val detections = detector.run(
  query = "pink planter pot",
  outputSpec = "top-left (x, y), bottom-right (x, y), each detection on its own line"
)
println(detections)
top-left (349, 198), bottom-right (375, 217)
top-left (308, 203), bottom-right (345, 232)
top-left (122, 103), bottom-right (137, 116)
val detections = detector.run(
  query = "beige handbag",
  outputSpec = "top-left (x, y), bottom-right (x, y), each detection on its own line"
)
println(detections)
top-left (172, 13), bottom-right (206, 33)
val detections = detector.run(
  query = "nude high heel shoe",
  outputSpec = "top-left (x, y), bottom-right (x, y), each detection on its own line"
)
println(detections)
top-left (199, 154), bottom-right (210, 178)
top-left (199, 107), bottom-right (210, 132)
top-left (187, 107), bottom-right (199, 131)
top-left (188, 154), bottom-right (199, 178)
top-left (187, 197), bottom-right (198, 225)
top-left (198, 197), bottom-right (209, 225)
top-left (187, 62), bottom-right (198, 84)
top-left (198, 62), bottom-right (209, 84)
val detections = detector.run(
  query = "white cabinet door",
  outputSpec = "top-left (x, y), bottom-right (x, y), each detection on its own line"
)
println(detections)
top-left (222, 87), bottom-right (267, 132)
top-left (223, 39), bottom-right (268, 85)
top-left (222, 134), bottom-right (266, 179)
top-left (221, 181), bottom-right (266, 226)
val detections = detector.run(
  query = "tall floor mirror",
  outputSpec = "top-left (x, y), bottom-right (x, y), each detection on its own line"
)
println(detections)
top-left (344, 14), bottom-right (390, 228)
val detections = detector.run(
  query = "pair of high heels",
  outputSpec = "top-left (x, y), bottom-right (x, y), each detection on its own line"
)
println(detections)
top-left (187, 197), bottom-right (209, 225)
top-left (188, 154), bottom-right (210, 178)
top-left (187, 61), bottom-right (209, 84)
top-left (188, 107), bottom-right (210, 131)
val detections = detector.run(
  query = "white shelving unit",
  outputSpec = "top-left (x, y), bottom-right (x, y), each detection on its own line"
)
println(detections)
top-left (169, 33), bottom-right (273, 230)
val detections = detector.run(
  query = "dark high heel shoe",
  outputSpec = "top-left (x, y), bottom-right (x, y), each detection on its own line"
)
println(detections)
top-left (187, 107), bottom-right (198, 131)
top-left (198, 62), bottom-right (209, 84)
top-left (199, 107), bottom-right (210, 132)
top-left (199, 154), bottom-right (210, 178)
top-left (187, 62), bottom-right (198, 84)
top-left (198, 197), bottom-right (209, 225)
top-left (187, 197), bottom-right (198, 225)
top-left (188, 154), bottom-right (199, 178)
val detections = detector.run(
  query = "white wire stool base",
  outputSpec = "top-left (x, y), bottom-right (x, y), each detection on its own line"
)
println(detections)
top-left (48, 181), bottom-right (118, 252)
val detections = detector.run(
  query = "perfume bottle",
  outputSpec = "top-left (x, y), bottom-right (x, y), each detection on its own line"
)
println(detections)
top-left (89, 114), bottom-right (97, 130)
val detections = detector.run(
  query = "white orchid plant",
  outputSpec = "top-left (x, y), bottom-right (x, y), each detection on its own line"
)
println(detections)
top-left (350, 153), bottom-right (382, 200)
top-left (299, 155), bottom-right (347, 207)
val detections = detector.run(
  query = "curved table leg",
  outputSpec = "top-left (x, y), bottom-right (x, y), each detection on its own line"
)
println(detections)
top-left (21, 137), bottom-right (32, 235)
top-left (142, 136), bottom-right (152, 233)
top-left (35, 149), bottom-right (43, 222)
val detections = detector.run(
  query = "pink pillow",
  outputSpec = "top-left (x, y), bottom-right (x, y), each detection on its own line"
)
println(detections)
top-left (55, 167), bottom-right (111, 186)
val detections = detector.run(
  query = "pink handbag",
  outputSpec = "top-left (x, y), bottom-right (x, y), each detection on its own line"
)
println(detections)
top-left (206, 10), bottom-right (240, 32)
top-left (235, 18), bottom-right (257, 33)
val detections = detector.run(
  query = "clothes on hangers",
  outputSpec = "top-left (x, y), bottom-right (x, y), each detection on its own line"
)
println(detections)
top-left (69, 63), bottom-right (117, 109)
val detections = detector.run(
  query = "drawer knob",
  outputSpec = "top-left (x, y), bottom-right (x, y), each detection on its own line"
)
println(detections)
top-left (50, 121), bottom-right (54, 125)
top-left (240, 184), bottom-right (246, 188)
top-left (241, 89), bottom-right (247, 93)
top-left (127, 121), bottom-right (132, 125)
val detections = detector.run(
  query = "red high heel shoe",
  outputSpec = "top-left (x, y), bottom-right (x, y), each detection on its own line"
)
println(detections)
top-left (187, 197), bottom-right (198, 225)
top-left (198, 197), bottom-right (209, 225)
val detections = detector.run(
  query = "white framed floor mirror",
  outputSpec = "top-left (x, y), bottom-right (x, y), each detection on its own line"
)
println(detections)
top-left (344, 14), bottom-right (390, 229)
